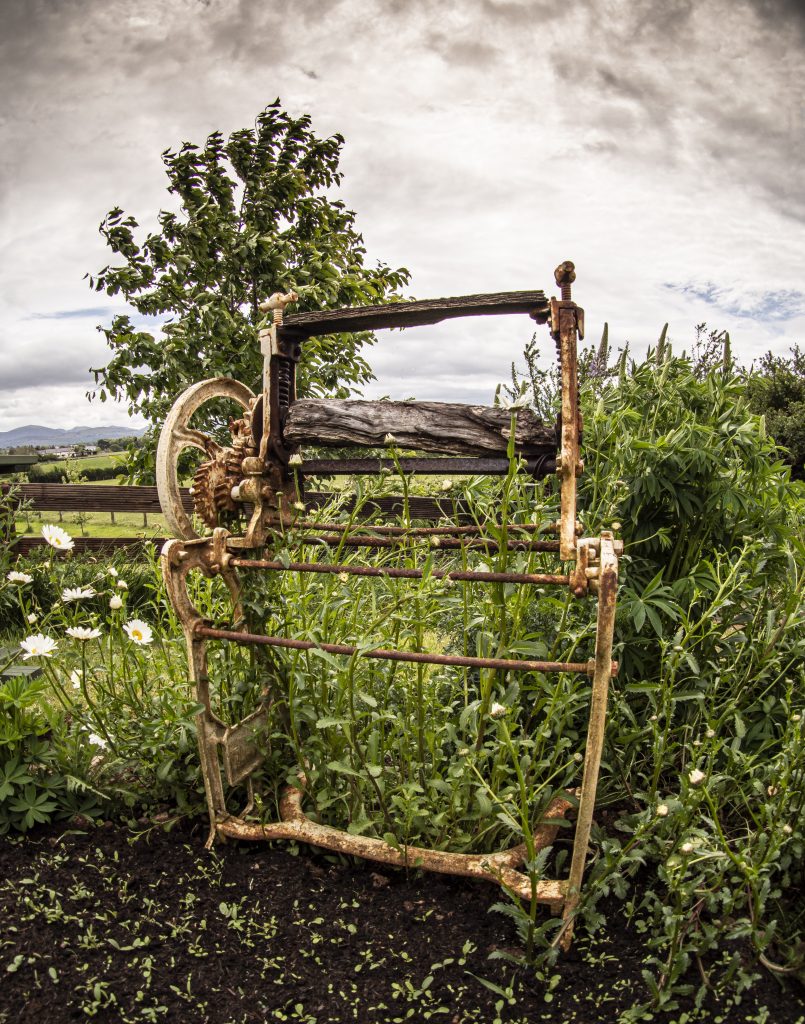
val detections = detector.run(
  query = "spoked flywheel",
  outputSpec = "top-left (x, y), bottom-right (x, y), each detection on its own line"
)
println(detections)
top-left (156, 378), bottom-right (257, 540)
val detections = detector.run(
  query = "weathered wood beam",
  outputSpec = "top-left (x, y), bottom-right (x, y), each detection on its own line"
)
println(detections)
top-left (283, 399), bottom-right (556, 458)
top-left (278, 290), bottom-right (550, 342)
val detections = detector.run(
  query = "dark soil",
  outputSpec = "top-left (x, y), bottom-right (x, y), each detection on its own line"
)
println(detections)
top-left (0, 820), bottom-right (802, 1024)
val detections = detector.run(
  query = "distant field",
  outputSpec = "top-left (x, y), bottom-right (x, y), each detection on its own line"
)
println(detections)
top-left (0, 453), bottom-right (128, 483)
top-left (33, 453), bottom-right (127, 475)
top-left (13, 509), bottom-right (168, 539)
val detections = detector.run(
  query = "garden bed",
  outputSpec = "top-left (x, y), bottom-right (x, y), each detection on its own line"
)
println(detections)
top-left (0, 820), bottom-right (802, 1024)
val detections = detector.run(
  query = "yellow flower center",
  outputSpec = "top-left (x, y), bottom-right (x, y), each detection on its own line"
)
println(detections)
top-left (132, 629), bottom-right (142, 641)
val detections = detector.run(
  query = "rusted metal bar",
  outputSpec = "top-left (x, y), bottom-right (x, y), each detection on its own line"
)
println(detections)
top-left (551, 262), bottom-right (582, 561)
top-left (289, 533), bottom-right (561, 552)
top-left (218, 784), bottom-right (571, 906)
top-left (560, 531), bottom-right (619, 950)
top-left (194, 624), bottom-right (617, 675)
top-left (230, 558), bottom-right (570, 587)
top-left (299, 456), bottom-right (556, 476)
top-left (294, 521), bottom-right (562, 537)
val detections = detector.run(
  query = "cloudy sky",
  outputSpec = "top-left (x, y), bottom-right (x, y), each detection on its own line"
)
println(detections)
top-left (1, 0), bottom-right (803, 431)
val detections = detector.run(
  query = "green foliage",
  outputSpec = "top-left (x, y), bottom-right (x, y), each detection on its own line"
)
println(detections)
top-left (566, 336), bottom-right (805, 992)
top-left (3, 326), bottom-right (804, 1003)
top-left (26, 463), bottom-right (120, 483)
top-left (0, 643), bottom-right (103, 834)
top-left (87, 101), bottom-right (409, 481)
top-left (744, 345), bottom-right (805, 478)
top-left (1, 544), bottom-right (205, 826)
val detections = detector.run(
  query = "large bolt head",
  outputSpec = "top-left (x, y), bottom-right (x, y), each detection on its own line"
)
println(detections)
top-left (554, 261), bottom-right (576, 288)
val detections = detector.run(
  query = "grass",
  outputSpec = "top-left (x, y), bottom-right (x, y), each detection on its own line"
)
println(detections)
top-left (12, 511), bottom-right (169, 539)
top-left (34, 453), bottom-right (126, 474)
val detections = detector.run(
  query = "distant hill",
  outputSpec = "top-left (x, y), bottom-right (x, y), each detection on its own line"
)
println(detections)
top-left (0, 424), bottom-right (147, 447)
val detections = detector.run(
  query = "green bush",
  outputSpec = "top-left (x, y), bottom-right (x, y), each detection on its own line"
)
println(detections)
top-left (744, 345), bottom-right (805, 478)
top-left (1, 334), bottom-right (803, 1004)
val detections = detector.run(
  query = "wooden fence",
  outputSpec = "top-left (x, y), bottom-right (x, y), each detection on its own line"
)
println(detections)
top-left (1, 483), bottom-right (462, 555)
top-left (1, 483), bottom-right (175, 554)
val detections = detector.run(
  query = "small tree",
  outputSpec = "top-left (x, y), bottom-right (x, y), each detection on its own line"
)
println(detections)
top-left (88, 101), bottom-right (409, 481)
top-left (744, 345), bottom-right (805, 478)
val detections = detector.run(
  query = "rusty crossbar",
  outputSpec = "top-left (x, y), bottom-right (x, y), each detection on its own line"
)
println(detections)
top-left (294, 521), bottom-right (563, 536)
top-left (289, 533), bottom-right (561, 552)
top-left (230, 557), bottom-right (570, 587)
top-left (299, 456), bottom-right (556, 476)
top-left (194, 624), bottom-right (616, 676)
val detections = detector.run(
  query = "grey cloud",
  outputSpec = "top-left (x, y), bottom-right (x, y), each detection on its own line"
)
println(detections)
top-left (27, 307), bottom-right (112, 320)
top-left (424, 34), bottom-right (502, 68)
top-left (0, 351), bottom-right (99, 390)
top-left (664, 281), bottom-right (805, 321)
top-left (745, 0), bottom-right (805, 36)
top-left (479, 0), bottom-right (559, 26)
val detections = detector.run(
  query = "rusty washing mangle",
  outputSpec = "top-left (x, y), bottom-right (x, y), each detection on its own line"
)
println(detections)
top-left (156, 261), bottom-right (621, 949)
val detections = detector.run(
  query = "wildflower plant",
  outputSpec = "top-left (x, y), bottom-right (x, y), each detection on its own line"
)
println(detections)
top-left (0, 530), bottom-right (204, 825)
top-left (0, 333), bottom-right (802, 1007)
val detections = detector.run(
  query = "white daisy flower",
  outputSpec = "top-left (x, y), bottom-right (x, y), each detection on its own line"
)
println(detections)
top-left (41, 524), bottom-right (75, 551)
top-left (441, 479), bottom-right (452, 492)
top-left (489, 702), bottom-right (507, 719)
top-left (109, 595), bottom-right (123, 610)
top-left (288, 453), bottom-right (303, 466)
top-left (680, 841), bottom-right (695, 854)
top-left (26, 613), bottom-right (38, 624)
top-left (293, 502), bottom-right (306, 512)
top-left (383, 433), bottom-right (397, 444)
top-left (66, 626), bottom-right (102, 641)
top-left (656, 803), bottom-right (669, 817)
top-left (62, 586), bottom-right (97, 602)
top-left (123, 619), bottom-right (153, 645)
top-left (783, 824), bottom-right (793, 835)
top-left (116, 580), bottom-right (128, 590)
top-left (108, 567), bottom-right (119, 578)
top-left (20, 633), bottom-right (57, 660)
top-left (69, 669), bottom-right (82, 690)
top-left (688, 768), bottom-right (706, 786)
top-left (88, 733), bottom-right (108, 749)
top-left (338, 572), bottom-right (349, 583)
top-left (7, 571), bottom-right (33, 584)
top-left (498, 387), bottom-right (532, 411)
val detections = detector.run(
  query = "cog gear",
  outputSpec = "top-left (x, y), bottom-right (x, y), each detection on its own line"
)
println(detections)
top-left (192, 413), bottom-right (257, 529)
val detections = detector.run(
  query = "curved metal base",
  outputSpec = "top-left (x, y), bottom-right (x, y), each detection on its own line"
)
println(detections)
top-left (217, 784), bottom-right (572, 911)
